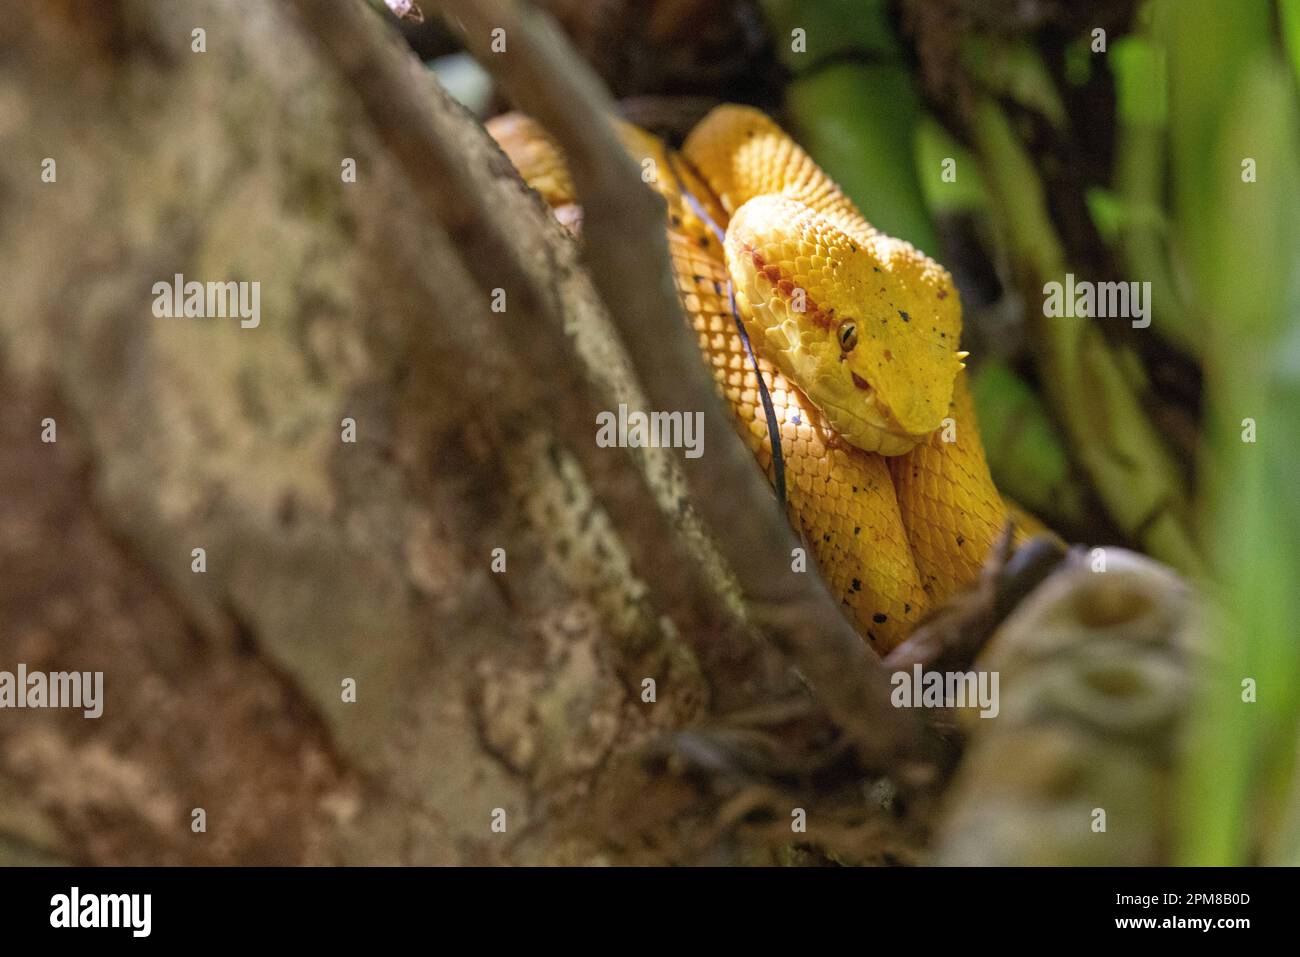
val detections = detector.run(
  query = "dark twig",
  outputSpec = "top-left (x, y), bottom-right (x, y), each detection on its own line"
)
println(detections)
top-left (883, 527), bottom-right (1067, 673)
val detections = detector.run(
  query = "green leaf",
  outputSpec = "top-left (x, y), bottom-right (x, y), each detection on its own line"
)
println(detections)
top-left (785, 63), bottom-right (940, 254)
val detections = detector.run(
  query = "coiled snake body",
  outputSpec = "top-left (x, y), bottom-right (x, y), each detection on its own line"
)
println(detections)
top-left (490, 106), bottom-right (1009, 651)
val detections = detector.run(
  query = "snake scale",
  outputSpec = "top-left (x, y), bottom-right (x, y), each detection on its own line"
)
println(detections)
top-left (489, 105), bottom-right (1012, 651)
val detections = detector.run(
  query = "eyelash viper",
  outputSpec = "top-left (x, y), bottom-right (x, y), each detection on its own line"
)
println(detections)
top-left (488, 105), bottom-right (1016, 652)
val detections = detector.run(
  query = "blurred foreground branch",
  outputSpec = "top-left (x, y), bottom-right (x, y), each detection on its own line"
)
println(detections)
top-left (294, 0), bottom-right (930, 764)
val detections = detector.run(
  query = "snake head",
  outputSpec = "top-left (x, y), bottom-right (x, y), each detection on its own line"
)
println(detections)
top-left (724, 195), bottom-right (965, 456)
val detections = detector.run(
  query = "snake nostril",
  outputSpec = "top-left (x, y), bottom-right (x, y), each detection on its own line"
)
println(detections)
top-left (851, 373), bottom-right (872, 392)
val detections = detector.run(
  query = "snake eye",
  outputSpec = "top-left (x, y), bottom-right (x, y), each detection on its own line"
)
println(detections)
top-left (837, 319), bottom-right (858, 352)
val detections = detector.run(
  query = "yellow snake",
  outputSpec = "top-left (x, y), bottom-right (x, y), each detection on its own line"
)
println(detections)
top-left (489, 105), bottom-right (1011, 652)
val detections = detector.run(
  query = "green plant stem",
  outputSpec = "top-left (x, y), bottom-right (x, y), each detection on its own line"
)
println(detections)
top-left (969, 97), bottom-right (1202, 575)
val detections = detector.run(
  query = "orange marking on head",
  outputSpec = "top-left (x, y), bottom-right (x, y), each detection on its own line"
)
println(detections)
top-left (742, 244), bottom-right (833, 329)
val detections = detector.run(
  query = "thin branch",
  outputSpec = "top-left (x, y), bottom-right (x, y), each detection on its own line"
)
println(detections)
top-left (433, 0), bottom-right (927, 759)
top-left (292, 0), bottom-right (757, 612)
top-left (291, 0), bottom-right (929, 763)
top-left (288, 0), bottom-right (743, 639)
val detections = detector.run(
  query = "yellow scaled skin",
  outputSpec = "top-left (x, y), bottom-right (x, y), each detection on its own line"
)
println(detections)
top-left (489, 106), bottom-right (1008, 651)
